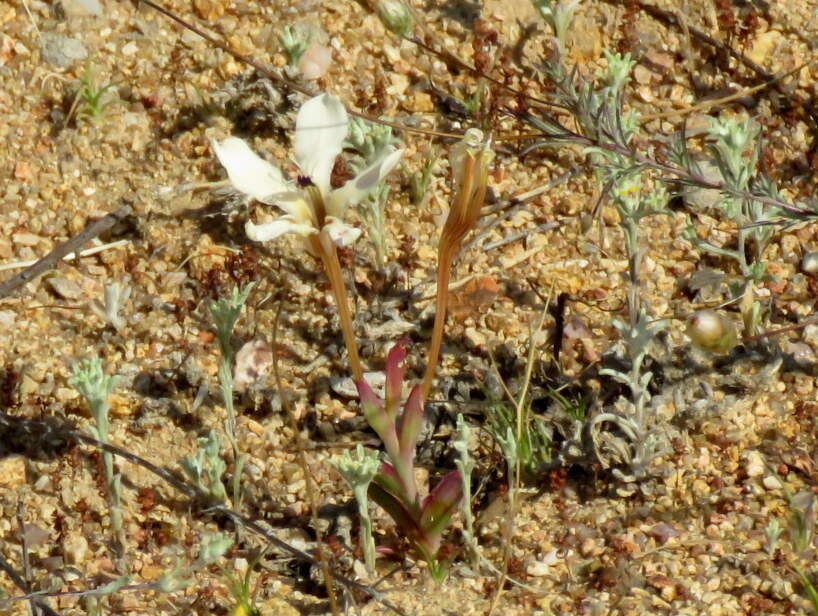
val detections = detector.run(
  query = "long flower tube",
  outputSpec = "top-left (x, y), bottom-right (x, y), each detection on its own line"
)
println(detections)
top-left (420, 129), bottom-right (494, 399)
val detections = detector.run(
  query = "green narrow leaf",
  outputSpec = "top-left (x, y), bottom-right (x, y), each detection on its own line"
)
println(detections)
top-left (358, 380), bottom-right (400, 460)
top-left (396, 385), bottom-right (424, 468)
top-left (385, 340), bottom-right (408, 421)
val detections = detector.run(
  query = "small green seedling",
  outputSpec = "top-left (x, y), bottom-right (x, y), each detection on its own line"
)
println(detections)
top-left (70, 356), bottom-right (124, 554)
top-left (181, 430), bottom-right (228, 502)
top-left (208, 282), bottom-right (256, 507)
top-left (279, 25), bottom-right (311, 66)
top-left (331, 444), bottom-right (381, 575)
top-left (71, 61), bottom-right (119, 124)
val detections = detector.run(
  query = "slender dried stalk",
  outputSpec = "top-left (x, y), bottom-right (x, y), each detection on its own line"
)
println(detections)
top-left (310, 232), bottom-right (364, 382)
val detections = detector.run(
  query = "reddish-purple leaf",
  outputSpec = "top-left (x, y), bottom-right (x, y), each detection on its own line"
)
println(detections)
top-left (385, 340), bottom-right (409, 421)
top-left (397, 385), bottom-right (424, 468)
top-left (373, 462), bottom-right (403, 499)
top-left (357, 379), bottom-right (400, 461)
top-left (375, 456), bottom-right (417, 510)
top-left (419, 471), bottom-right (463, 549)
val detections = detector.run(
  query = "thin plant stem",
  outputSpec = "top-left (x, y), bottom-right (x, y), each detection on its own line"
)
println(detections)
top-left (420, 239), bottom-right (456, 400)
top-left (218, 358), bottom-right (243, 507)
top-left (310, 232), bottom-right (363, 382)
top-left (488, 300), bottom-right (549, 616)
top-left (272, 301), bottom-right (340, 616)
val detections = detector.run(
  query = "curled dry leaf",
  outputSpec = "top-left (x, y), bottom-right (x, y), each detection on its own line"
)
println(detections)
top-left (448, 275), bottom-right (501, 319)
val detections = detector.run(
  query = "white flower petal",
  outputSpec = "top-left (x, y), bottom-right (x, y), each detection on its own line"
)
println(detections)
top-left (246, 218), bottom-right (316, 242)
top-left (294, 94), bottom-right (348, 194)
top-left (324, 217), bottom-right (362, 247)
top-left (271, 192), bottom-right (317, 226)
top-left (212, 137), bottom-right (291, 202)
top-left (327, 147), bottom-right (404, 217)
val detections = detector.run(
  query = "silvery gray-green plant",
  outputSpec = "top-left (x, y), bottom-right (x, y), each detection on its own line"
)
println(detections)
top-left (90, 281), bottom-right (131, 332)
top-left (208, 282), bottom-right (255, 507)
top-left (532, 0), bottom-right (579, 49)
top-left (579, 51), bottom-right (671, 323)
top-left (345, 117), bottom-right (403, 268)
top-left (331, 444), bottom-right (380, 575)
top-left (156, 532), bottom-right (233, 593)
top-left (409, 156), bottom-right (436, 206)
top-left (678, 117), bottom-right (780, 283)
top-left (11, 533), bottom-right (233, 607)
top-left (673, 117), bottom-right (786, 339)
top-left (181, 430), bottom-right (228, 502)
top-left (453, 414), bottom-right (478, 564)
top-left (766, 518), bottom-right (784, 557)
top-left (279, 25), bottom-right (311, 66)
top-left (526, 25), bottom-right (673, 481)
top-left (592, 311), bottom-right (670, 481)
top-left (70, 357), bottom-right (124, 552)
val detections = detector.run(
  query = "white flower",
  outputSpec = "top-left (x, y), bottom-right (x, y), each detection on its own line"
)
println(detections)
top-left (212, 93), bottom-right (403, 248)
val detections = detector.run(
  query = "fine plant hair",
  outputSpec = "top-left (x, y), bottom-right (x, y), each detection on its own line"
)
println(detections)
top-left (345, 116), bottom-right (403, 269)
top-left (207, 282), bottom-right (255, 507)
top-left (673, 117), bottom-right (782, 337)
top-left (69, 357), bottom-right (125, 557)
top-left (675, 117), bottom-right (780, 283)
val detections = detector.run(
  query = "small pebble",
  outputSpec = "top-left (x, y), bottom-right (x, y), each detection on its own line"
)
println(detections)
top-left (745, 451), bottom-right (765, 478)
top-left (800, 251), bottom-right (818, 274)
top-left (46, 277), bottom-right (83, 300)
top-left (60, 0), bottom-right (103, 16)
top-left (40, 34), bottom-right (88, 69)
top-left (63, 535), bottom-right (88, 565)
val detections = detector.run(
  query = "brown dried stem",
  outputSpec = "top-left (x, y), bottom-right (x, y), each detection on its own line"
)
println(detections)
top-left (310, 232), bottom-right (364, 383)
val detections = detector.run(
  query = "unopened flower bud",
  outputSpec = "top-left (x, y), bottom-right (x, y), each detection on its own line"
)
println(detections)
top-left (377, 0), bottom-right (413, 38)
top-left (686, 310), bottom-right (737, 354)
top-left (444, 128), bottom-right (494, 243)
